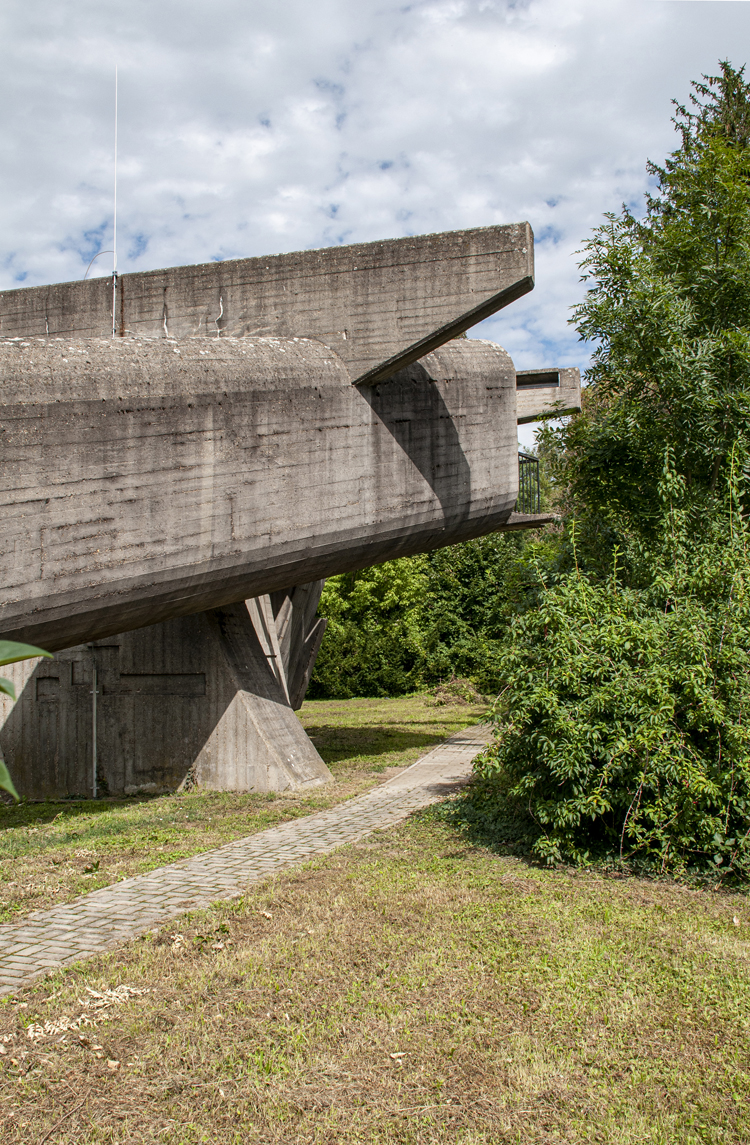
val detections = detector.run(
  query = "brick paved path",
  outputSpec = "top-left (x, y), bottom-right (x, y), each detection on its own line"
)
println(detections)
top-left (0, 724), bottom-right (490, 994)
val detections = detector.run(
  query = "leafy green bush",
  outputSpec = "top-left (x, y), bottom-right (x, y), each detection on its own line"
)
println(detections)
top-left (309, 531), bottom-right (547, 698)
top-left (468, 499), bottom-right (750, 879)
top-left (308, 557), bottom-right (429, 698)
top-left (414, 531), bottom-right (550, 692)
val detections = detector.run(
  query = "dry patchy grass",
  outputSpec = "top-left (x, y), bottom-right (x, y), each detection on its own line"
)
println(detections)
top-left (0, 696), bottom-right (486, 921)
top-left (0, 816), bottom-right (747, 1144)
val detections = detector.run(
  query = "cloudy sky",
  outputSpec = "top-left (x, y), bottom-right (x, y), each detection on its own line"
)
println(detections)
top-left (1, 0), bottom-right (749, 442)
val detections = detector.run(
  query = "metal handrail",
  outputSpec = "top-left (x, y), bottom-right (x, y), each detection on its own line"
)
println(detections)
top-left (517, 452), bottom-right (540, 514)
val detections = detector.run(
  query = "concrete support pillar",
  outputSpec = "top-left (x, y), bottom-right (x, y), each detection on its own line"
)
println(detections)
top-left (268, 581), bottom-right (328, 711)
top-left (0, 587), bottom-right (331, 800)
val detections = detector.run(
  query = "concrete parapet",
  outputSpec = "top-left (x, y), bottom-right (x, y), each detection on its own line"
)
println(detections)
top-left (516, 366), bottom-right (581, 424)
top-left (0, 223), bottom-right (533, 384)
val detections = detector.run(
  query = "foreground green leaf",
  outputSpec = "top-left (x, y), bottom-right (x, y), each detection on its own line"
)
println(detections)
top-left (0, 640), bottom-right (52, 668)
top-left (0, 754), bottom-right (19, 801)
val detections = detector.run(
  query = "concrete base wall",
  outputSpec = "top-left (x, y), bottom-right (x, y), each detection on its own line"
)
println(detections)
top-left (0, 592), bottom-right (331, 800)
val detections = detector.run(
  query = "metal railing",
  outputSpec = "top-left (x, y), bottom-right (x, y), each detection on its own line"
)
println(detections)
top-left (517, 452), bottom-right (540, 514)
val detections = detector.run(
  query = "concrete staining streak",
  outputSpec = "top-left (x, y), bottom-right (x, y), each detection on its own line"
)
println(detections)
top-left (0, 724), bottom-right (491, 995)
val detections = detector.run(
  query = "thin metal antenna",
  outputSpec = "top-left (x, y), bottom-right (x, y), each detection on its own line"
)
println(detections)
top-left (112, 66), bottom-right (118, 336)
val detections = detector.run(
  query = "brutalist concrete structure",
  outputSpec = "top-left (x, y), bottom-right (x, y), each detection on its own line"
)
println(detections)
top-left (0, 224), bottom-right (579, 799)
top-left (1, 589), bottom-right (328, 800)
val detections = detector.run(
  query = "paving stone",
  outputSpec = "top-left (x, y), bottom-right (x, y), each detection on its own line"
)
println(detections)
top-left (0, 724), bottom-right (490, 994)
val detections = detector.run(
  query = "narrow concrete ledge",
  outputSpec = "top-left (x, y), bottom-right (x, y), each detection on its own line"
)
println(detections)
top-left (502, 512), bottom-right (555, 530)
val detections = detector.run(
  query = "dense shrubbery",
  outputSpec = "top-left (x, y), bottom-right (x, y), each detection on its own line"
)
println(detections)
top-left (309, 556), bottom-right (429, 698)
top-left (309, 531), bottom-right (543, 698)
top-left (469, 492), bottom-right (750, 878)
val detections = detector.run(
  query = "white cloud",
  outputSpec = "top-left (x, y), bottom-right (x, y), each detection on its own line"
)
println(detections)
top-left (1, 0), bottom-right (749, 434)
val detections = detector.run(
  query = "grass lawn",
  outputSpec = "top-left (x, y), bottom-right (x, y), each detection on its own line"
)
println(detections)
top-left (0, 814), bottom-right (748, 1143)
top-left (0, 695), bottom-right (487, 921)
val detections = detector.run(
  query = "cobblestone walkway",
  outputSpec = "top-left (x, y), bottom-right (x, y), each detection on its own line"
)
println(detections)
top-left (0, 724), bottom-right (490, 994)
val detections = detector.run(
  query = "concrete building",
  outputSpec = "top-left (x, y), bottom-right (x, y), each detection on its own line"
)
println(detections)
top-left (0, 224), bottom-right (579, 798)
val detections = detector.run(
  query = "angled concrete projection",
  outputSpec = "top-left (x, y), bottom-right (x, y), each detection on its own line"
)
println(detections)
top-left (0, 225), bottom-right (580, 797)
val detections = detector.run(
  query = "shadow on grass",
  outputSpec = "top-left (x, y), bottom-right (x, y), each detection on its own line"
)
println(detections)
top-left (428, 791), bottom-right (735, 887)
top-left (425, 789), bottom-right (539, 863)
top-left (304, 725), bottom-right (448, 763)
top-left (0, 794), bottom-right (159, 833)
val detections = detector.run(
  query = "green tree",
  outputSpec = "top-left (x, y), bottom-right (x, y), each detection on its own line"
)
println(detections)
top-left (468, 63), bottom-right (750, 877)
top-left (558, 61), bottom-right (750, 571)
top-left (310, 531), bottom-right (552, 698)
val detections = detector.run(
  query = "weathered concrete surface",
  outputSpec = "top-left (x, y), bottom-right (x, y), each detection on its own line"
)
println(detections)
top-left (0, 224), bottom-right (533, 384)
top-left (0, 597), bottom-right (332, 800)
top-left (266, 581), bottom-right (327, 711)
top-left (0, 335), bottom-right (523, 652)
top-left (516, 366), bottom-right (581, 424)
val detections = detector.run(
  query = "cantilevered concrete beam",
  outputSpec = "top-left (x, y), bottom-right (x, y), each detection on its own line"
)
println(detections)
top-left (0, 336), bottom-right (525, 652)
top-left (0, 224), bottom-right (533, 384)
